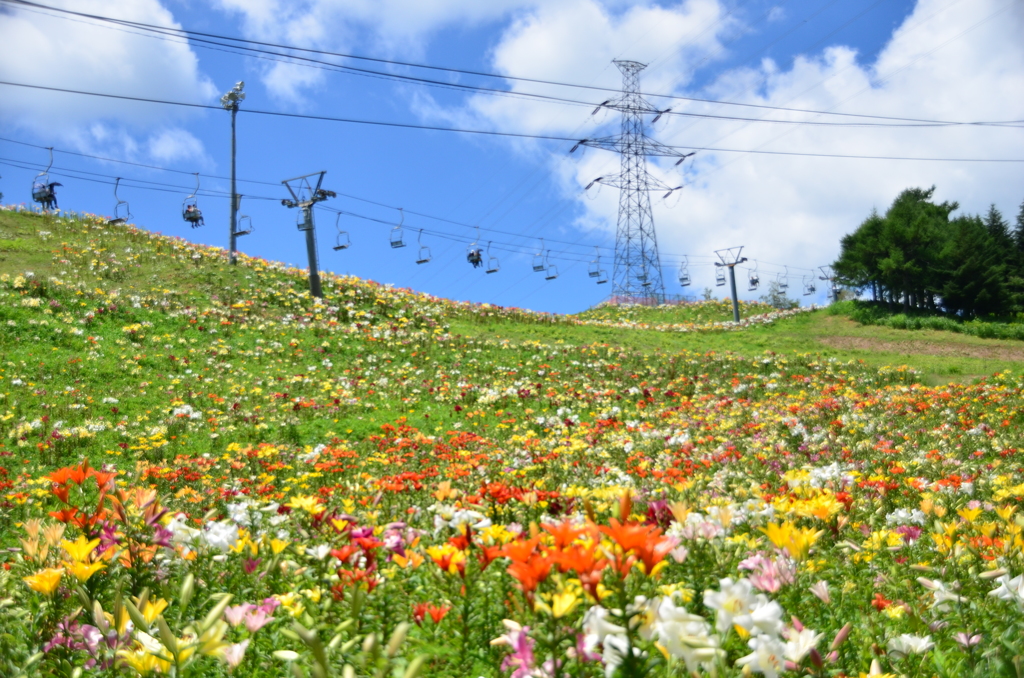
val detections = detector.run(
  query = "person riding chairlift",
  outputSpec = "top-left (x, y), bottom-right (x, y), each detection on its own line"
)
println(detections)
top-left (185, 203), bottom-right (204, 227)
top-left (467, 248), bottom-right (483, 268)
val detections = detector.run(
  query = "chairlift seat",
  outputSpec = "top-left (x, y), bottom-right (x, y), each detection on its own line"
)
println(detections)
top-left (596, 270), bottom-right (608, 284)
top-left (390, 227), bottom-right (406, 248)
top-left (486, 258), bottom-right (499, 274)
top-left (545, 265), bottom-right (559, 281)
top-left (233, 215), bottom-right (253, 237)
top-left (32, 183), bottom-right (52, 202)
top-left (416, 246), bottom-right (432, 264)
top-left (532, 259), bottom-right (545, 272)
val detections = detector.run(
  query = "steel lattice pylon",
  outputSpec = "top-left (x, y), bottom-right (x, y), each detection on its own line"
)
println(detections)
top-left (576, 61), bottom-right (693, 304)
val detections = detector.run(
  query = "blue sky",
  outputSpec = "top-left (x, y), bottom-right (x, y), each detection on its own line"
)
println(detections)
top-left (1, 0), bottom-right (1022, 313)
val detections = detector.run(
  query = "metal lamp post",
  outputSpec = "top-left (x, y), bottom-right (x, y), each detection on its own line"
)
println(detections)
top-left (220, 81), bottom-right (245, 265)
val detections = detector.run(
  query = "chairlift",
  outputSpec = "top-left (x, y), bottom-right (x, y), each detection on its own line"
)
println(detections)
top-left (678, 256), bottom-right (692, 286)
top-left (595, 268), bottom-right (608, 284)
top-left (389, 208), bottom-right (406, 248)
top-left (532, 238), bottom-right (547, 272)
top-left (777, 266), bottom-right (789, 290)
top-left (544, 251), bottom-right (558, 280)
top-left (107, 177), bottom-right (131, 225)
top-left (466, 225), bottom-right (484, 268)
top-left (802, 275), bottom-right (816, 296)
top-left (31, 147), bottom-right (61, 211)
top-left (182, 173), bottom-right (204, 228)
top-left (747, 261), bottom-right (760, 291)
top-left (588, 247), bottom-right (603, 278)
top-left (332, 213), bottom-right (350, 251)
top-left (416, 229), bottom-right (431, 264)
top-left (233, 195), bottom-right (252, 237)
top-left (715, 265), bottom-right (726, 287)
top-left (485, 242), bottom-right (500, 274)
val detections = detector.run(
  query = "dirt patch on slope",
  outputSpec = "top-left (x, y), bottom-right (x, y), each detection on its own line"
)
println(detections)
top-left (818, 335), bottom-right (1024, 362)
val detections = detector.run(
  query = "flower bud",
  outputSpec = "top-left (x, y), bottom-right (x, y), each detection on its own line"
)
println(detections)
top-left (830, 623), bottom-right (852, 652)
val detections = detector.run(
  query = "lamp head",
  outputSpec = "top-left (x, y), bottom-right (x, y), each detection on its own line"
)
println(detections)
top-left (220, 81), bottom-right (246, 109)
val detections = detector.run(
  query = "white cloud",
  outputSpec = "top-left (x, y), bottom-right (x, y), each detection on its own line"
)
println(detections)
top-left (458, 0), bottom-right (1024, 301)
top-left (147, 128), bottom-right (207, 163)
top-left (0, 0), bottom-right (216, 158)
top-left (212, 0), bottom-right (573, 101)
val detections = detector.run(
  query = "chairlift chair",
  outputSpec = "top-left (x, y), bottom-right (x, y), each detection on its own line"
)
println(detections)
top-left (544, 250), bottom-right (558, 280)
top-left (388, 208), bottom-right (406, 248)
top-left (107, 177), bottom-right (131, 225)
top-left (777, 266), bottom-right (789, 290)
top-left (235, 215), bottom-right (253, 236)
top-left (233, 196), bottom-right (253, 236)
top-left (802, 275), bottom-right (816, 296)
top-left (416, 229), bottom-right (431, 264)
top-left (532, 238), bottom-right (546, 272)
top-left (485, 242), bottom-right (499, 274)
top-left (678, 257), bottom-right (692, 287)
top-left (331, 213), bottom-right (350, 251)
top-left (595, 269), bottom-right (608, 284)
top-left (182, 173), bottom-right (204, 228)
top-left (31, 147), bottom-right (61, 211)
top-left (466, 226), bottom-right (484, 268)
top-left (715, 266), bottom-right (726, 287)
top-left (588, 247), bottom-right (603, 278)
top-left (748, 261), bottom-right (760, 291)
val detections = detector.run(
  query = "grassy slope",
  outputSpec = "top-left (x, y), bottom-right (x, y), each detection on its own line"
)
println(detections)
top-left (4, 207), bottom-right (1022, 387)
top-left (454, 305), bottom-right (1024, 385)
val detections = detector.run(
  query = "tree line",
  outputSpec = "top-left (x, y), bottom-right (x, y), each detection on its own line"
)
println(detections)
top-left (833, 187), bottom-right (1024, 319)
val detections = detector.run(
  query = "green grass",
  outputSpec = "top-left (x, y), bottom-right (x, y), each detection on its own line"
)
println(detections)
top-left (453, 303), bottom-right (1024, 384)
top-left (2, 207), bottom-right (1022, 390)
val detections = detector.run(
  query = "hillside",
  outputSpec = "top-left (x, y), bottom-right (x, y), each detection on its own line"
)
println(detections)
top-left (1, 208), bottom-right (1023, 678)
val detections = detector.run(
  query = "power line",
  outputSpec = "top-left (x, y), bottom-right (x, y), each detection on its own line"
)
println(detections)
top-left (5, 0), bottom-right (1023, 129)
top-left (4, 81), bottom-right (1022, 163)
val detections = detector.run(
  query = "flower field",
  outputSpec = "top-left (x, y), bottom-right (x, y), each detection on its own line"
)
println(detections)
top-left (1, 209), bottom-right (1023, 677)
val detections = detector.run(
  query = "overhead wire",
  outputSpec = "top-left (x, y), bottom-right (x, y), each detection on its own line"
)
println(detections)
top-left (2, 149), bottom-right (620, 265)
top-left (1, 152), bottom-right (820, 286)
top-left (3, 0), bottom-right (1022, 128)
top-left (5, 82), bottom-right (1022, 162)
top-left (0, 136), bottom-right (619, 256)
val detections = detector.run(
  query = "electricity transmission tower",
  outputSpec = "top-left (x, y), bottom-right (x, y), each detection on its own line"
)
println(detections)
top-left (575, 60), bottom-right (693, 304)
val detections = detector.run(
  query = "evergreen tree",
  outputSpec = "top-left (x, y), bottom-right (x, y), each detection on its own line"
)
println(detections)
top-left (940, 215), bottom-right (1006, 317)
top-left (834, 187), bottom-right (1016, 317)
top-left (834, 210), bottom-right (885, 298)
top-left (983, 204), bottom-right (1013, 254)
top-left (759, 280), bottom-right (798, 309)
top-left (875, 187), bottom-right (954, 309)
top-left (1014, 199), bottom-right (1024, 254)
